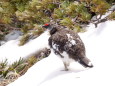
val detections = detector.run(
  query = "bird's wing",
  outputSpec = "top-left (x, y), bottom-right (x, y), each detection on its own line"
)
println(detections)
top-left (49, 32), bottom-right (68, 53)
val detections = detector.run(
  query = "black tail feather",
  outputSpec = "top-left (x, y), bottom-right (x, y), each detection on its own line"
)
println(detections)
top-left (78, 58), bottom-right (93, 68)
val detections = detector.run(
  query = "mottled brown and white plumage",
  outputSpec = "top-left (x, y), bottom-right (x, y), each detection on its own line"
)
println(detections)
top-left (43, 24), bottom-right (93, 70)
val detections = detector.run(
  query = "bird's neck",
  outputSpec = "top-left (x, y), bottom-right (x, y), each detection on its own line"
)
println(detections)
top-left (50, 27), bottom-right (57, 35)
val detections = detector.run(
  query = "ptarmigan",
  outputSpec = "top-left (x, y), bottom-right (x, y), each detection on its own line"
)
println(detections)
top-left (43, 24), bottom-right (93, 71)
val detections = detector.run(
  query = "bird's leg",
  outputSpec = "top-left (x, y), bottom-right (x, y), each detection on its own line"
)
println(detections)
top-left (63, 62), bottom-right (70, 71)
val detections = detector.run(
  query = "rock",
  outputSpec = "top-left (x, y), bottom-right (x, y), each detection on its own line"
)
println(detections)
top-left (4, 30), bottom-right (23, 41)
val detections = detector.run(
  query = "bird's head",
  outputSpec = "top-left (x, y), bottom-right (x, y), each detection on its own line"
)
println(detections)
top-left (43, 23), bottom-right (57, 35)
top-left (42, 24), bottom-right (52, 30)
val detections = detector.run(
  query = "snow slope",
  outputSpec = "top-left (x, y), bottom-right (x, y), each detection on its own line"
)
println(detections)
top-left (0, 31), bottom-right (50, 64)
top-left (7, 20), bottom-right (115, 86)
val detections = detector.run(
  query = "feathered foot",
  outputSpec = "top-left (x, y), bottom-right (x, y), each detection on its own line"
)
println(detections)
top-left (63, 62), bottom-right (70, 71)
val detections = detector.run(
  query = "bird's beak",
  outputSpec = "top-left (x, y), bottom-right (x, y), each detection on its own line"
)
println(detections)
top-left (42, 25), bottom-right (45, 28)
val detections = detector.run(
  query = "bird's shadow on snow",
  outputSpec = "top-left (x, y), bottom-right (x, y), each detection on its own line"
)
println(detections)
top-left (39, 65), bottom-right (89, 85)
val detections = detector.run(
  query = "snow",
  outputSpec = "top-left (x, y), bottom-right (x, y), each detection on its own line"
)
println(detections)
top-left (6, 20), bottom-right (115, 86)
top-left (0, 30), bottom-right (22, 46)
top-left (0, 31), bottom-right (50, 64)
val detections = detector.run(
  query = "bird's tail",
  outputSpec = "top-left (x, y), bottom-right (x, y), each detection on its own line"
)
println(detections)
top-left (78, 57), bottom-right (93, 68)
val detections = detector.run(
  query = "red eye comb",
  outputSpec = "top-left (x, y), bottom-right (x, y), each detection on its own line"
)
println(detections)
top-left (44, 24), bottom-right (49, 26)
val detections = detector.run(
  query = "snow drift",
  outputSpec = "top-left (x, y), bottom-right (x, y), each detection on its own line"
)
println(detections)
top-left (7, 20), bottom-right (115, 86)
top-left (0, 31), bottom-right (50, 64)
